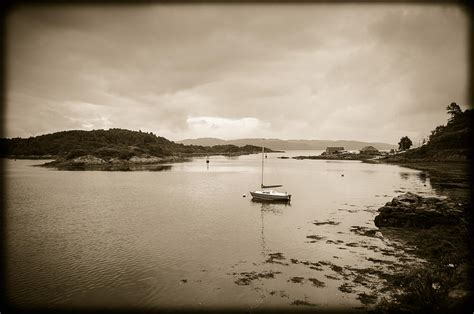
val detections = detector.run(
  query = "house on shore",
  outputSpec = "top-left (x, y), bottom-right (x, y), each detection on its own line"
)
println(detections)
top-left (325, 147), bottom-right (345, 154)
top-left (360, 146), bottom-right (380, 155)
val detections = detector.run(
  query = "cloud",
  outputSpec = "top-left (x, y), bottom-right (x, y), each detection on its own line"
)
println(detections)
top-left (5, 4), bottom-right (469, 144)
top-left (185, 116), bottom-right (271, 139)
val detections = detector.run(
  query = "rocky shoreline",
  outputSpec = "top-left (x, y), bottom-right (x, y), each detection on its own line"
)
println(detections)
top-left (371, 160), bottom-right (473, 312)
top-left (40, 154), bottom-right (190, 171)
top-left (374, 159), bottom-right (471, 203)
top-left (291, 154), bottom-right (375, 161)
top-left (33, 150), bottom-right (269, 171)
top-left (374, 192), bottom-right (464, 228)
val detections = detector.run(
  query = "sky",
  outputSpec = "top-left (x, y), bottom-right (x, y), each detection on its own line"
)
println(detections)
top-left (4, 3), bottom-right (470, 144)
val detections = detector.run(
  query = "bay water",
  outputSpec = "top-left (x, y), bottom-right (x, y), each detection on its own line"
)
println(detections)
top-left (5, 151), bottom-right (436, 310)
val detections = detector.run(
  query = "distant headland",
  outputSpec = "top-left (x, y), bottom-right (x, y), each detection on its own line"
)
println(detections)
top-left (288, 104), bottom-right (472, 164)
top-left (177, 138), bottom-right (396, 151)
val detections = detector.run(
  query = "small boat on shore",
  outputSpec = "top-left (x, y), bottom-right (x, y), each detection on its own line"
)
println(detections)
top-left (250, 147), bottom-right (291, 202)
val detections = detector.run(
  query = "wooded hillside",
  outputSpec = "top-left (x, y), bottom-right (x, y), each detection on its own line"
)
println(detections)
top-left (391, 105), bottom-right (472, 161)
top-left (0, 128), bottom-right (272, 159)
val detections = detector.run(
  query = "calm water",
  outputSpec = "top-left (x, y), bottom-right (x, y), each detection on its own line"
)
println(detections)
top-left (5, 151), bottom-right (437, 310)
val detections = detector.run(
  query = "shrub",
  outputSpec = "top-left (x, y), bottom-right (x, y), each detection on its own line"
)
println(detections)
top-left (66, 149), bottom-right (89, 159)
top-left (93, 147), bottom-right (122, 159)
top-left (118, 150), bottom-right (134, 160)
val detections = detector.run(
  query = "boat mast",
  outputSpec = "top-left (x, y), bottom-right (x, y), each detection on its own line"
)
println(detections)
top-left (261, 146), bottom-right (264, 188)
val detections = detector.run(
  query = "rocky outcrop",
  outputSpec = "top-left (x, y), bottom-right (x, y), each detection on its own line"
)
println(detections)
top-left (374, 192), bottom-right (464, 228)
top-left (70, 155), bottom-right (106, 164)
top-left (127, 156), bottom-right (164, 164)
top-left (42, 154), bottom-right (188, 170)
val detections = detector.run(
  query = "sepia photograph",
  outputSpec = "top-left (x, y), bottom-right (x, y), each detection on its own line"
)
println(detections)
top-left (1, 2), bottom-right (472, 313)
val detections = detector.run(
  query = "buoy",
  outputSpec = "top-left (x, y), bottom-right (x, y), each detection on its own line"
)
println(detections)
top-left (242, 194), bottom-right (246, 197)
top-left (341, 174), bottom-right (344, 177)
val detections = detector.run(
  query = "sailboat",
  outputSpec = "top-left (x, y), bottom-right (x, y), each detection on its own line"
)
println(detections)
top-left (250, 147), bottom-right (291, 202)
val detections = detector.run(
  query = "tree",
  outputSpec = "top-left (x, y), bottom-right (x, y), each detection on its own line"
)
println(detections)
top-left (446, 102), bottom-right (462, 122)
top-left (429, 125), bottom-right (445, 141)
top-left (398, 136), bottom-right (413, 151)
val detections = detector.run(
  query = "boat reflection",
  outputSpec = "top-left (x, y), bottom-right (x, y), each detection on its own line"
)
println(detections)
top-left (250, 198), bottom-right (290, 258)
top-left (251, 198), bottom-right (291, 208)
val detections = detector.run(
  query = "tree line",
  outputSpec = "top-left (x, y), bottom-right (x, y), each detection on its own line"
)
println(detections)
top-left (397, 102), bottom-right (472, 154)
top-left (0, 128), bottom-right (270, 159)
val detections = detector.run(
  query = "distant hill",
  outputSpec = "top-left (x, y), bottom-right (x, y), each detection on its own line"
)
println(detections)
top-left (177, 138), bottom-right (396, 151)
top-left (0, 129), bottom-right (275, 160)
top-left (179, 137), bottom-right (228, 147)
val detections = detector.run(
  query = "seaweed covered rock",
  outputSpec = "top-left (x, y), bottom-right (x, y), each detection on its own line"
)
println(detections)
top-left (374, 192), bottom-right (464, 228)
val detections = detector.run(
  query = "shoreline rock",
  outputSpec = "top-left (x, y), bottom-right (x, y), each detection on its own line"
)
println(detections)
top-left (374, 192), bottom-right (464, 228)
top-left (41, 154), bottom-right (188, 171)
top-left (374, 192), bottom-right (472, 312)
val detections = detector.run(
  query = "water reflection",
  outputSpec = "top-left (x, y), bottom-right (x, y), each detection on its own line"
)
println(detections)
top-left (251, 198), bottom-right (291, 210)
top-left (399, 172), bottom-right (410, 180)
top-left (63, 164), bottom-right (173, 171)
top-left (147, 165), bottom-right (172, 172)
top-left (251, 200), bottom-right (289, 258)
top-left (417, 172), bottom-right (428, 183)
top-left (399, 171), bottom-right (429, 185)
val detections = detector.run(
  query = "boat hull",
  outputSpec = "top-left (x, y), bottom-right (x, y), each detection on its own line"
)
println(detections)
top-left (250, 190), bottom-right (291, 201)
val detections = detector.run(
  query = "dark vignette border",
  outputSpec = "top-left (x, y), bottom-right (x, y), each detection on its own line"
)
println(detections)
top-left (0, 1), bottom-right (472, 313)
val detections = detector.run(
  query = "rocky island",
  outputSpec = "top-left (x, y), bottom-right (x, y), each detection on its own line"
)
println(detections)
top-left (0, 128), bottom-right (279, 170)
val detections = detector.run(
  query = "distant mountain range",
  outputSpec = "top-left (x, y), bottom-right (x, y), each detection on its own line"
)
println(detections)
top-left (177, 138), bottom-right (397, 151)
